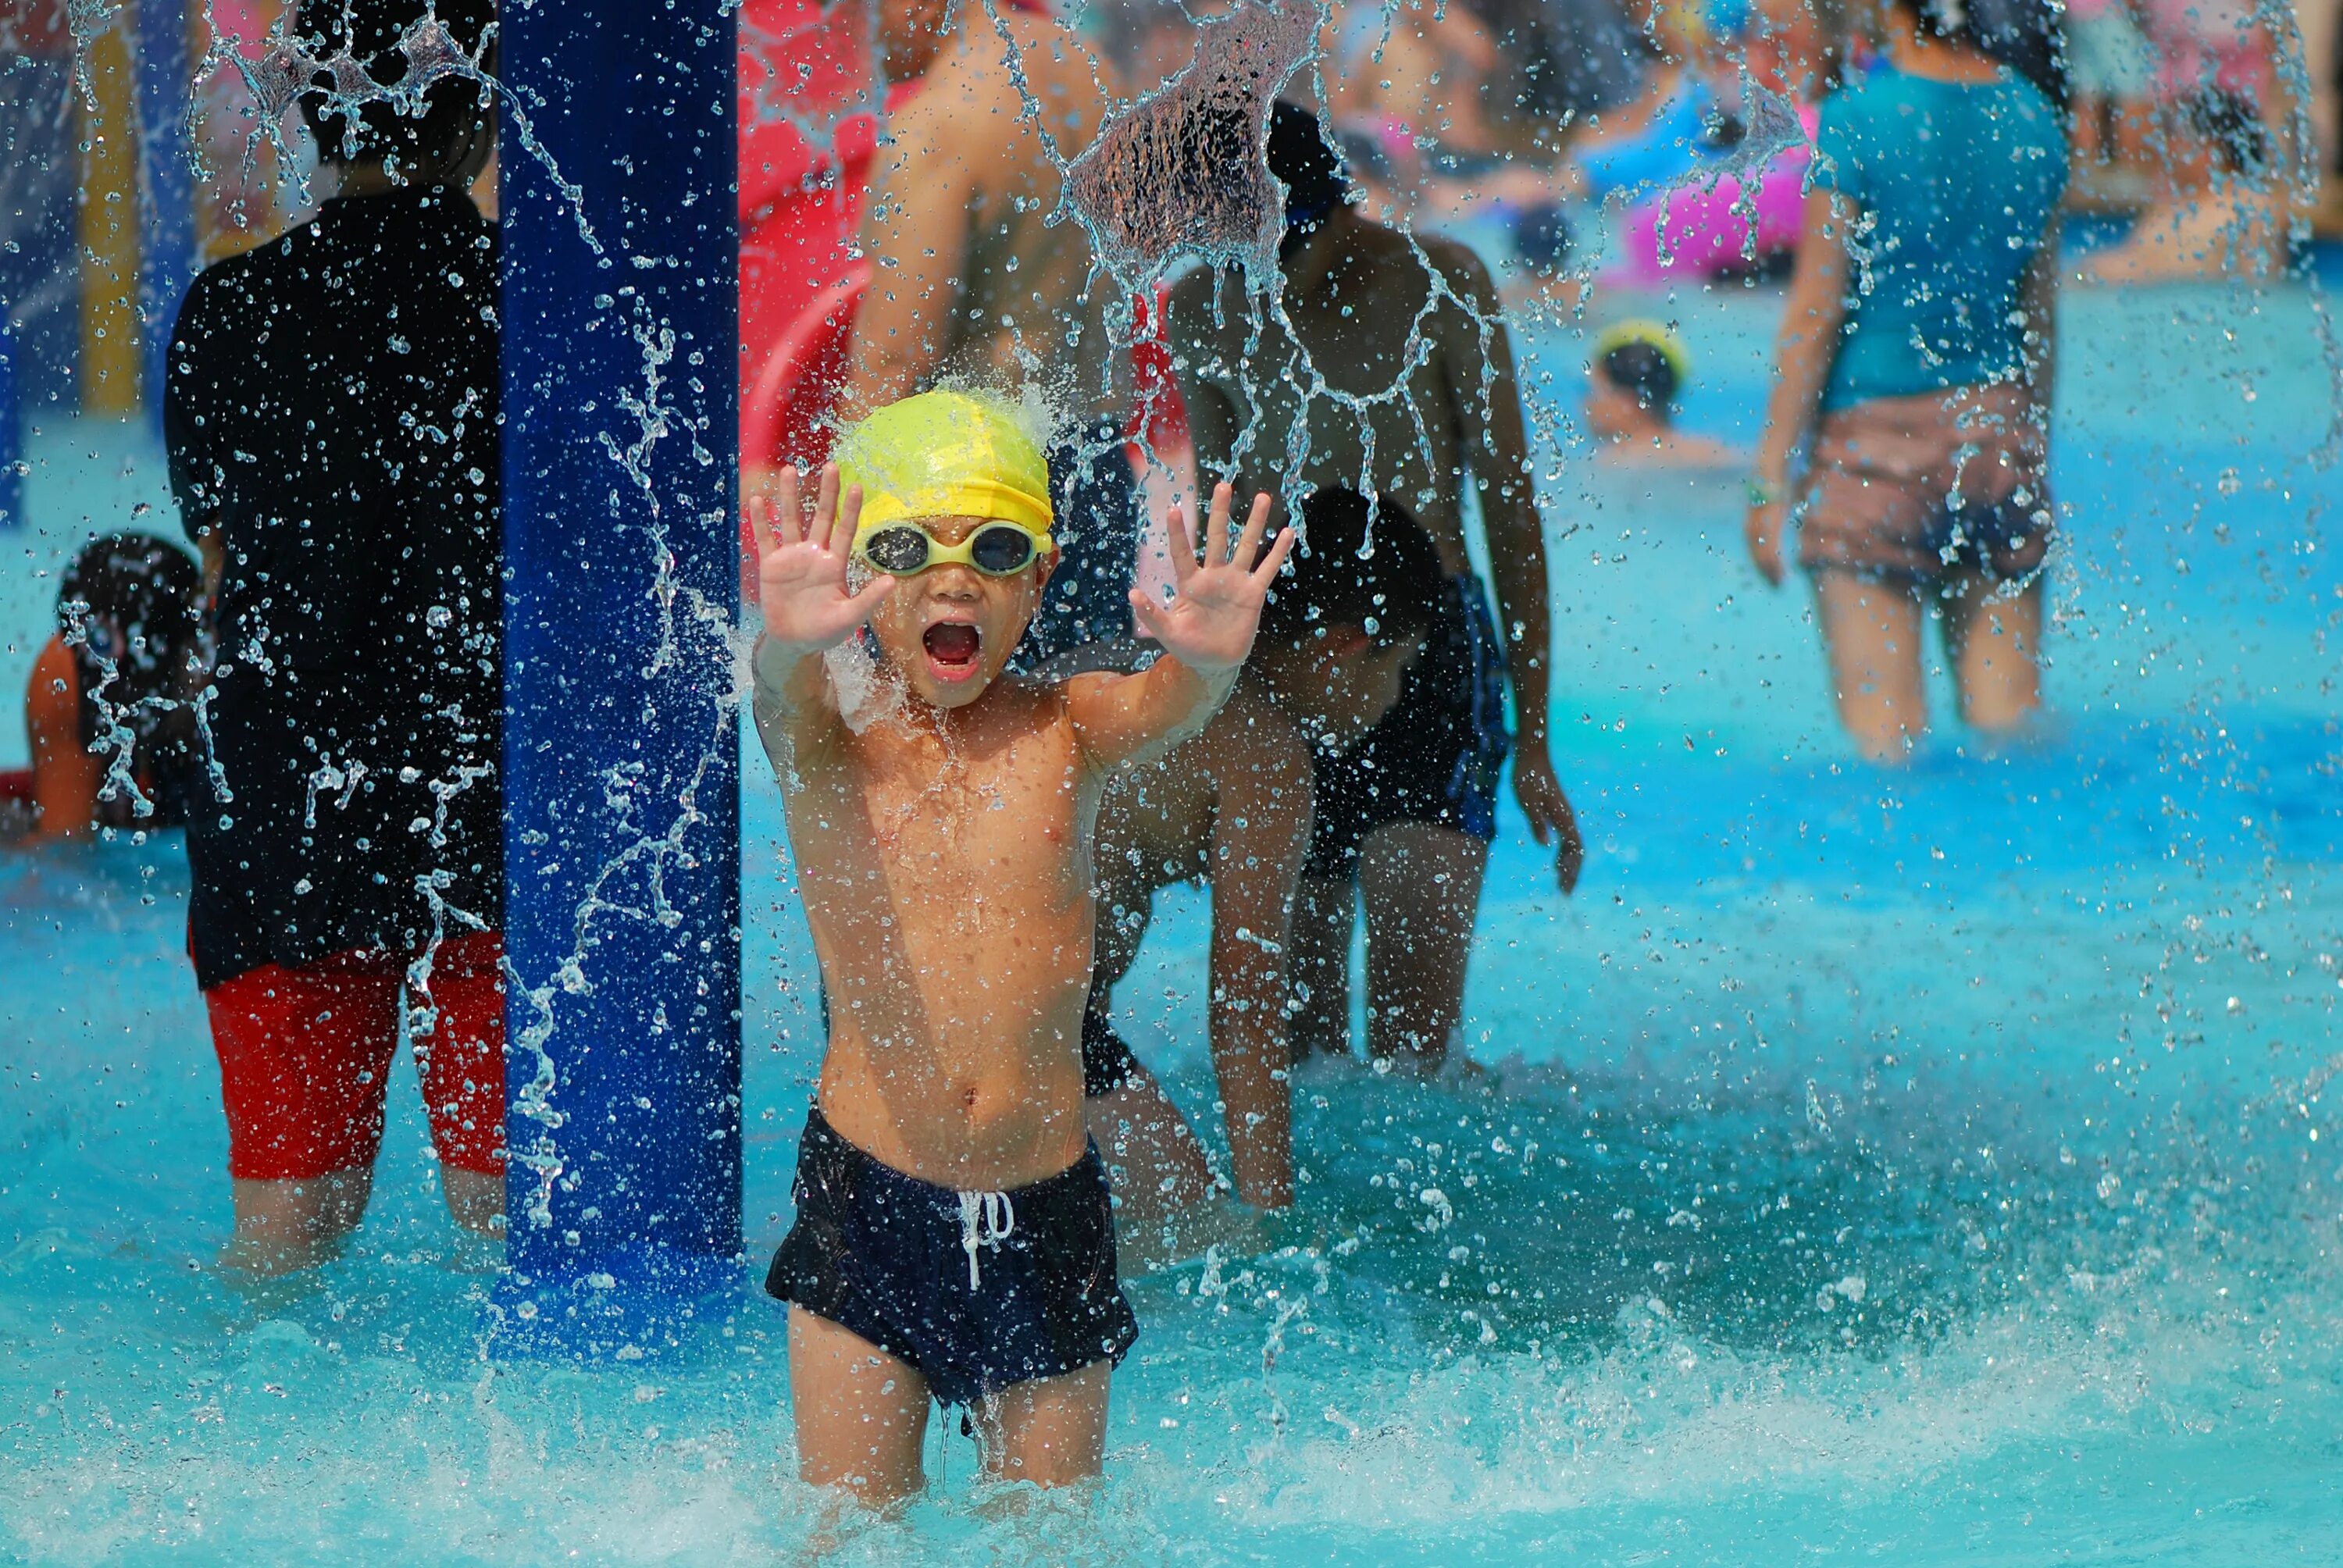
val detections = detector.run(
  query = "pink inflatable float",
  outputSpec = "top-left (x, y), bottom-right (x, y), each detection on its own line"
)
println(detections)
top-left (1611, 104), bottom-right (1819, 284)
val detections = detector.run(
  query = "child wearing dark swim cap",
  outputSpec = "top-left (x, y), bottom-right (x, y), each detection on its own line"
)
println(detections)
top-left (3, 533), bottom-right (205, 842)
top-left (748, 387), bottom-right (1293, 1503)
top-left (1585, 320), bottom-right (1743, 469)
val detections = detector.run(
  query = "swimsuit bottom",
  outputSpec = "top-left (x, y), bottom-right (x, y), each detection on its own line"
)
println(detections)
top-left (203, 930), bottom-right (506, 1182)
top-left (1798, 382), bottom-right (2054, 588)
top-left (766, 1107), bottom-right (1137, 1409)
top-left (1303, 573), bottom-right (1511, 882)
top-left (1080, 1009), bottom-right (1144, 1099)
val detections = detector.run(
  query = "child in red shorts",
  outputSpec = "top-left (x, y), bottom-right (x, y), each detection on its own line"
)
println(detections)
top-left (164, 0), bottom-right (505, 1273)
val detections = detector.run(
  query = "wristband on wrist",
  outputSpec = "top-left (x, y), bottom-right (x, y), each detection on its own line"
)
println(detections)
top-left (1746, 475), bottom-right (1785, 508)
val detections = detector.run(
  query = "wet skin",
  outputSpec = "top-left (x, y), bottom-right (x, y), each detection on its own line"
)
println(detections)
top-left (751, 469), bottom-right (1293, 1192)
top-left (1086, 624), bottom-right (1424, 1219)
top-left (842, 1), bottom-right (1122, 419)
top-left (752, 466), bottom-right (1289, 1499)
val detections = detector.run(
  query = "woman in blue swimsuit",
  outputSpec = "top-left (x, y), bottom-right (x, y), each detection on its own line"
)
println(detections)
top-left (1744, 0), bottom-right (2067, 761)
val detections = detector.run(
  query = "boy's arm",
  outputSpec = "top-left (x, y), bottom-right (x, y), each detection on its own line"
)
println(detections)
top-left (1070, 483), bottom-right (1293, 771)
top-left (751, 465), bottom-right (895, 772)
top-left (1204, 707), bottom-right (1311, 1210)
top-left (1432, 241), bottom-right (1583, 893)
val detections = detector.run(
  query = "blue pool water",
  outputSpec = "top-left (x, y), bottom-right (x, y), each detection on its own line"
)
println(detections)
top-left (3, 281), bottom-right (2339, 1562)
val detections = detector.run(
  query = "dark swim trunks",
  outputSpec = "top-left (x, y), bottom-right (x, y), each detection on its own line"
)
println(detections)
top-left (766, 1107), bottom-right (1138, 1409)
top-left (1015, 419), bottom-right (1141, 671)
top-left (1080, 1009), bottom-right (1143, 1099)
top-left (1303, 574), bottom-right (1510, 881)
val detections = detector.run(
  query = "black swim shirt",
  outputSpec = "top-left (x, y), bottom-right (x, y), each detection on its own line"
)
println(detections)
top-left (165, 187), bottom-right (502, 990)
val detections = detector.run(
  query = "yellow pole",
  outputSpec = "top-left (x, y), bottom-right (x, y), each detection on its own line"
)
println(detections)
top-left (80, 16), bottom-right (143, 416)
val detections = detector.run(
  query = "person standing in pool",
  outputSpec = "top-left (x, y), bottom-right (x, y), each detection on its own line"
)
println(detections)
top-left (1743, 0), bottom-right (2066, 762)
top-left (163, 0), bottom-right (505, 1274)
top-left (753, 390), bottom-right (1290, 1499)
top-left (2, 533), bottom-right (205, 843)
top-left (1167, 102), bottom-right (1582, 1075)
top-left (835, 0), bottom-right (1136, 668)
top-left (1080, 490), bottom-right (1444, 1252)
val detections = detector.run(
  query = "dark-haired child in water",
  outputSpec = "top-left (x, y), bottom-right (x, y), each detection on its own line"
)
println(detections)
top-left (2, 533), bottom-right (204, 843)
top-left (1080, 490), bottom-right (1444, 1253)
top-left (1169, 102), bottom-right (1583, 1074)
top-left (753, 389), bottom-right (1291, 1501)
top-left (1585, 320), bottom-right (1744, 470)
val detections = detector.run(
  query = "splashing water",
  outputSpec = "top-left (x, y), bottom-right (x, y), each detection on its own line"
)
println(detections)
top-left (1061, 0), bottom-right (1322, 290)
top-left (6, 0), bottom-right (2343, 1558)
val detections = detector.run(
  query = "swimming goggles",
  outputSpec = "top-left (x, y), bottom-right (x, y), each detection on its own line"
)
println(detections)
top-left (852, 519), bottom-right (1054, 578)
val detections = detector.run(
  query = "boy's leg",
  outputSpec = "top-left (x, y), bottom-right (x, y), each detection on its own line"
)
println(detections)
top-left (1811, 569), bottom-right (1931, 764)
top-left (408, 929), bottom-right (508, 1237)
top-left (209, 951), bottom-right (403, 1274)
top-left (1942, 574), bottom-right (2045, 735)
top-left (1357, 822), bottom-right (1487, 1073)
top-left (978, 1360), bottom-right (1112, 1487)
top-left (226, 1170), bottom-right (376, 1274)
top-left (1286, 873), bottom-right (1357, 1059)
top-left (789, 1306), bottom-right (932, 1502)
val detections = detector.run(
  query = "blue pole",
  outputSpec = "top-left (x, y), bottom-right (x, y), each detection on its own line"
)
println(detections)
top-left (134, 0), bottom-right (194, 430)
top-left (497, 0), bottom-right (742, 1351)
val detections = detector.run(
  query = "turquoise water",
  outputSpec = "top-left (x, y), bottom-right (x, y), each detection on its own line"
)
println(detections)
top-left (3, 282), bottom-right (2339, 1561)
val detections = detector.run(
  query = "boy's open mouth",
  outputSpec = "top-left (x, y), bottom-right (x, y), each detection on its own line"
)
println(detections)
top-left (922, 621), bottom-right (982, 680)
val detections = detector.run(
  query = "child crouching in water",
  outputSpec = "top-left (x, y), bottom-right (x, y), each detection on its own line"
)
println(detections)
top-left (751, 390), bottom-right (1291, 1500)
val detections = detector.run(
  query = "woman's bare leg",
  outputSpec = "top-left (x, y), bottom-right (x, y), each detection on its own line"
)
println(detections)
top-left (1086, 1056), bottom-right (1216, 1239)
top-left (1286, 874), bottom-right (1357, 1060)
top-left (789, 1307), bottom-right (932, 1503)
top-left (1942, 573), bottom-right (2045, 735)
top-left (978, 1360), bottom-right (1111, 1488)
top-left (1812, 569), bottom-right (1931, 764)
top-left (1357, 822), bottom-right (1488, 1074)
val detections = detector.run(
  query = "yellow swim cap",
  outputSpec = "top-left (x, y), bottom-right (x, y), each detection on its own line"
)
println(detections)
top-left (1591, 319), bottom-right (1692, 388)
top-left (834, 390), bottom-right (1054, 537)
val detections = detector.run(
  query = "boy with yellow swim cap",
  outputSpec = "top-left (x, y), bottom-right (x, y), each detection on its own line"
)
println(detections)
top-left (749, 388), bottom-right (1292, 1502)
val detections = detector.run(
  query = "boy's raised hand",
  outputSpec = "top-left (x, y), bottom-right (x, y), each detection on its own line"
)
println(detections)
top-left (755, 463), bottom-right (894, 654)
top-left (1129, 483), bottom-right (1293, 675)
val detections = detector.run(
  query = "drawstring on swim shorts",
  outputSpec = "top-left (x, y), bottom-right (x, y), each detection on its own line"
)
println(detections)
top-left (957, 1188), bottom-right (1015, 1289)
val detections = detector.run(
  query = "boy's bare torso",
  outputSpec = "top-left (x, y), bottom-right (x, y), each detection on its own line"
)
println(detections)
top-left (780, 673), bottom-right (1110, 1190)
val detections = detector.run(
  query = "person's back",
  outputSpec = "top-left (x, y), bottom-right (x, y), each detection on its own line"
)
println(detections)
top-left (169, 181), bottom-right (502, 982)
top-left (846, 2), bottom-right (1119, 413)
top-left (1172, 214), bottom-right (1491, 574)
top-left (163, 0), bottom-right (508, 1276)
top-left (842, 1), bottom-right (1133, 661)
top-left (1818, 61), bottom-right (2066, 409)
top-left (1744, 0), bottom-right (2067, 762)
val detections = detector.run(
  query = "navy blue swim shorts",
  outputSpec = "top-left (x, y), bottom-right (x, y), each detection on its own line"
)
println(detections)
top-left (766, 1107), bottom-right (1138, 1409)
